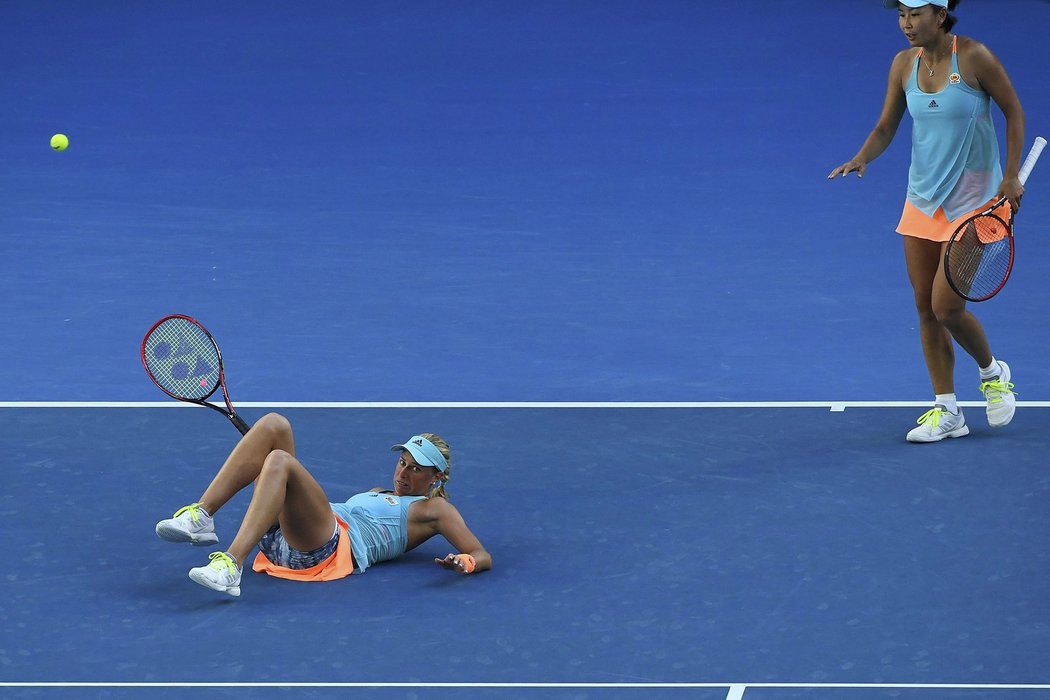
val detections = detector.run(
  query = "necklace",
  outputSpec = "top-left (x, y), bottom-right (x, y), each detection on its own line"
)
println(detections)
top-left (922, 36), bottom-right (952, 77)
top-left (922, 55), bottom-right (935, 77)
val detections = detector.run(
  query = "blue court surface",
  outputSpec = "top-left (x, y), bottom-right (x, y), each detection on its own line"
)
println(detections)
top-left (3, 1), bottom-right (1050, 699)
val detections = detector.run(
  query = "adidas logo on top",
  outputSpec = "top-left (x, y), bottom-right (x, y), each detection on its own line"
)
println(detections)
top-left (928, 99), bottom-right (939, 108)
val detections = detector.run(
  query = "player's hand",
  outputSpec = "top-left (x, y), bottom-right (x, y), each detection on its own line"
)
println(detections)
top-left (435, 553), bottom-right (476, 574)
top-left (828, 159), bottom-right (867, 179)
top-left (998, 175), bottom-right (1024, 213)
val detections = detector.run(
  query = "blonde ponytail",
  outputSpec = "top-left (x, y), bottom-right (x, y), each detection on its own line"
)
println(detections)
top-left (421, 432), bottom-right (451, 500)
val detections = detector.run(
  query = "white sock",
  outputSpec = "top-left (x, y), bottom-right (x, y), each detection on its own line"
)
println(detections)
top-left (979, 358), bottom-right (1001, 380)
top-left (935, 393), bottom-right (959, 414)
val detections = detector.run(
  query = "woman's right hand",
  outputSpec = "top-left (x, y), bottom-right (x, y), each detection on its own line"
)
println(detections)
top-left (828, 159), bottom-right (868, 179)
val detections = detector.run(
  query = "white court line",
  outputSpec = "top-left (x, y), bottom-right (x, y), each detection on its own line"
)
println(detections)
top-left (726, 684), bottom-right (746, 700)
top-left (2, 684), bottom-right (1050, 688)
top-left (3, 401), bottom-right (1050, 409)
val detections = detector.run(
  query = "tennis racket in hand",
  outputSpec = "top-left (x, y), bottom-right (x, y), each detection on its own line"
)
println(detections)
top-left (944, 136), bottom-right (1046, 302)
top-left (141, 314), bottom-right (251, 435)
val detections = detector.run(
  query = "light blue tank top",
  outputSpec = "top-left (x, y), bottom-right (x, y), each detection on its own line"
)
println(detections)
top-left (904, 37), bottom-right (1001, 221)
top-left (330, 492), bottom-right (426, 573)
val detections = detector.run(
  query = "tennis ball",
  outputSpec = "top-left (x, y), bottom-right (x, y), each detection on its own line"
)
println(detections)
top-left (50, 134), bottom-right (69, 151)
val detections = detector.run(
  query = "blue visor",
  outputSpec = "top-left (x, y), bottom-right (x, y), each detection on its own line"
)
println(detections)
top-left (391, 435), bottom-right (449, 473)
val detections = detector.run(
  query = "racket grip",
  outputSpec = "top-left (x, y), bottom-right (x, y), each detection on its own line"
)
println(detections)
top-left (229, 413), bottom-right (251, 435)
top-left (1019, 136), bottom-right (1046, 185)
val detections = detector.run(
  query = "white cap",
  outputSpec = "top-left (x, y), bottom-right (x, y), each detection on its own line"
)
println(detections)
top-left (884, 0), bottom-right (949, 8)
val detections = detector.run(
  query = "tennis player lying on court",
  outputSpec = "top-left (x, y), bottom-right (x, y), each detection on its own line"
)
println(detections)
top-left (155, 413), bottom-right (491, 597)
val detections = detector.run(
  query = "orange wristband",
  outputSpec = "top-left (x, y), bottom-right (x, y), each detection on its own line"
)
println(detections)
top-left (456, 553), bottom-right (476, 574)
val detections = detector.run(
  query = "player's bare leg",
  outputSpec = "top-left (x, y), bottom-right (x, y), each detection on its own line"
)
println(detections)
top-left (224, 448), bottom-right (336, 566)
top-left (155, 412), bottom-right (298, 546)
top-left (931, 242), bottom-right (993, 368)
top-left (197, 412), bottom-right (297, 515)
top-left (904, 237), bottom-right (956, 394)
top-left (903, 237), bottom-right (970, 442)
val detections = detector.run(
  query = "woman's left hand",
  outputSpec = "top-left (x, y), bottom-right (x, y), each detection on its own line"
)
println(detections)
top-left (435, 553), bottom-right (475, 574)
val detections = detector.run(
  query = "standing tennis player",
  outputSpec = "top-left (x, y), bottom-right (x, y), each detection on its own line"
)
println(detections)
top-left (828, 0), bottom-right (1024, 442)
top-left (154, 413), bottom-right (491, 597)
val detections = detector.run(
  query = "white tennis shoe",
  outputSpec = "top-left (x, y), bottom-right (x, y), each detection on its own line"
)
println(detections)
top-left (155, 503), bottom-right (218, 546)
top-left (980, 360), bottom-right (1016, 428)
top-left (189, 552), bottom-right (241, 597)
top-left (906, 406), bottom-right (969, 443)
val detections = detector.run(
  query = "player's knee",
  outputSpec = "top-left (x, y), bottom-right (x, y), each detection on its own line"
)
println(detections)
top-left (913, 303), bottom-right (938, 326)
top-left (260, 449), bottom-right (296, 480)
top-left (933, 303), bottom-right (965, 329)
top-left (257, 412), bottom-right (293, 438)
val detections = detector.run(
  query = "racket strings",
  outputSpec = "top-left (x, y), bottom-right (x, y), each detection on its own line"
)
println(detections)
top-left (946, 214), bottom-right (1012, 300)
top-left (143, 318), bottom-right (221, 399)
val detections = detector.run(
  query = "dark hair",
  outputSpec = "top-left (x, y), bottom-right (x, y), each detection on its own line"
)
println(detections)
top-left (942, 0), bottom-right (960, 33)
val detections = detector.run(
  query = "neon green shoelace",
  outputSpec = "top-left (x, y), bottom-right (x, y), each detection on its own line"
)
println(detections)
top-left (915, 408), bottom-right (946, 427)
top-left (207, 551), bottom-right (238, 574)
top-left (979, 378), bottom-right (1016, 404)
top-left (172, 502), bottom-right (206, 524)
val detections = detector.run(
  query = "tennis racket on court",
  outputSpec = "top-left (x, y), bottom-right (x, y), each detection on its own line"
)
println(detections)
top-left (944, 136), bottom-right (1046, 302)
top-left (141, 314), bottom-right (251, 435)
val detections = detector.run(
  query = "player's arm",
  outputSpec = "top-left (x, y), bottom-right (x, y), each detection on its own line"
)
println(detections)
top-left (967, 41), bottom-right (1025, 210)
top-left (423, 498), bottom-right (492, 574)
top-left (828, 50), bottom-right (910, 178)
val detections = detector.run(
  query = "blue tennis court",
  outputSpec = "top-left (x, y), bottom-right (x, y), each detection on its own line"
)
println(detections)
top-left (2, 1), bottom-right (1049, 698)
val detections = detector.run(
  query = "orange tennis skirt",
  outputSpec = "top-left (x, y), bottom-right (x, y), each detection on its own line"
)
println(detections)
top-left (252, 515), bottom-right (356, 582)
top-left (896, 196), bottom-right (999, 242)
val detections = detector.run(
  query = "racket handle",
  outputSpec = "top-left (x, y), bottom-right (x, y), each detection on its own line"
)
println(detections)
top-left (1019, 136), bottom-right (1046, 185)
top-left (229, 413), bottom-right (251, 435)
